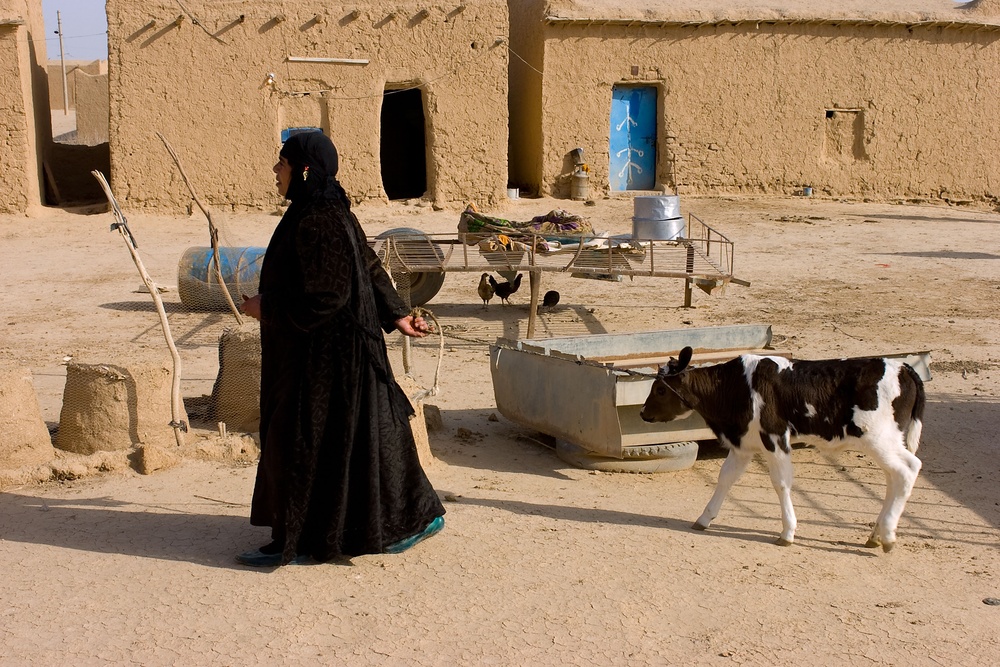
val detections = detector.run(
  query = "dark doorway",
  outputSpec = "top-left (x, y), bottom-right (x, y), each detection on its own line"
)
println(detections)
top-left (380, 88), bottom-right (427, 200)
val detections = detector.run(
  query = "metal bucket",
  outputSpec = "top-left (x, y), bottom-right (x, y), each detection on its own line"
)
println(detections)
top-left (632, 216), bottom-right (685, 241)
top-left (633, 195), bottom-right (680, 220)
top-left (571, 170), bottom-right (590, 201)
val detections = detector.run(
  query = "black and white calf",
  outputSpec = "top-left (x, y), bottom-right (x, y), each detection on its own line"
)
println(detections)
top-left (640, 347), bottom-right (925, 551)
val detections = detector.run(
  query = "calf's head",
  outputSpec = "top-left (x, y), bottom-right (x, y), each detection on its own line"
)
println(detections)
top-left (640, 346), bottom-right (694, 423)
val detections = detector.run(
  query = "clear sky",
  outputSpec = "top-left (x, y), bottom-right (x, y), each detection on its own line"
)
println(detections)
top-left (41, 0), bottom-right (107, 62)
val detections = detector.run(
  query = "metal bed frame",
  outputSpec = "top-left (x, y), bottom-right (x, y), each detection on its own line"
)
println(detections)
top-left (370, 213), bottom-right (743, 338)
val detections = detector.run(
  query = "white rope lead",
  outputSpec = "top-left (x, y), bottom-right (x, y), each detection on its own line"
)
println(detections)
top-left (406, 307), bottom-right (445, 401)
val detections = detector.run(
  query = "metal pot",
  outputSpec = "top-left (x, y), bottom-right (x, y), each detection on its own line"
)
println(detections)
top-left (633, 195), bottom-right (680, 221)
top-left (632, 216), bottom-right (685, 241)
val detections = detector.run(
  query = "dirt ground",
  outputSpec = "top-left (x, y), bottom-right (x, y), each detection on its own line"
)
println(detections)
top-left (1, 193), bottom-right (998, 665)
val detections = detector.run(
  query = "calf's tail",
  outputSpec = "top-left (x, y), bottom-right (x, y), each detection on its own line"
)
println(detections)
top-left (902, 364), bottom-right (925, 454)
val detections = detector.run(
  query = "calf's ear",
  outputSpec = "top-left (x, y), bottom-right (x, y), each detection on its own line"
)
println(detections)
top-left (666, 346), bottom-right (693, 375)
top-left (677, 346), bottom-right (693, 371)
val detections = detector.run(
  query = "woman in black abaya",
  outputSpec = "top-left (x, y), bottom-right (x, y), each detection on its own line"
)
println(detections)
top-left (238, 132), bottom-right (445, 567)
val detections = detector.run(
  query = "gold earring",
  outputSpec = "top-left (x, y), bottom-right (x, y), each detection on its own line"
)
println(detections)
top-left (303, 166), bottom-right (310, 181)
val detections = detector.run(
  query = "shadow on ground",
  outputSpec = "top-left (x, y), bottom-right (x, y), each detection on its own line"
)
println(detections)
top-left (0, 492), bottom-right (256, 570)
top-left (919, 392), bottom-right (1000, 531)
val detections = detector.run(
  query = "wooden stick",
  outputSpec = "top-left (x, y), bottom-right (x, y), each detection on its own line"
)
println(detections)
top-left (91, 170), bottom-right (187, 447)
top-left (156, 133), bottom-right (244, 325)
top-left (526, 269), bottom-right (541, 339)
top-left (43, 161), bottom-right (62, 205)
top-left (173, 0), bottom-right (228, 44)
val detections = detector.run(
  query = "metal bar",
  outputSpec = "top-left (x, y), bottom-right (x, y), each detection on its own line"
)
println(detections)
top-left (286, 56), bottom-right (370, 64)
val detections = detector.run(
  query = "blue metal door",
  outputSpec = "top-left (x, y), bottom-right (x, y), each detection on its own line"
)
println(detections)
top-left (610, 86), bottom-right (657, 191)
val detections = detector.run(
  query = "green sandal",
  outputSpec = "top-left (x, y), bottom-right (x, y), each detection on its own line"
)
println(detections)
top-left (384, 515), bottom-right (445, 554)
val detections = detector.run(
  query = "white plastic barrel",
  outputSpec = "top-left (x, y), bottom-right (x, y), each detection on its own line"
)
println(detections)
top-left (177, 246), bottom-right (266, 311)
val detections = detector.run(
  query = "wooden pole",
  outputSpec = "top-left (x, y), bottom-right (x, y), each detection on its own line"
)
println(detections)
top-left (526, 269), bottom-right (541, 339)
top-left (91, 171), bottom-right (187, 447)
top-left (56, 11), bottom-right (69, 115)
top-left (157, 133), bottom-right (244, 325)
top-left (683, 242), bottom-right (695, 308)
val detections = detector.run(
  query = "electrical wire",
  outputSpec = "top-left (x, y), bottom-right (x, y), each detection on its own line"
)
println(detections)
top-left (272, 39), bottom-right (545, 101)
top-left (42, 31), bottom-right (109, 41)
top-left (505, 43), bottom-right (544, 76)
top-left (16, 28), bottom-right (548, 97)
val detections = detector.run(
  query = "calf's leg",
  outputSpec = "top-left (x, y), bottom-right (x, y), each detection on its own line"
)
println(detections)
top-left (761, 445), bottom-right (797, 546)
top-left (694, 446), bottom-right (753, 531)
top-left (865, 442), bottom-right (922, 552)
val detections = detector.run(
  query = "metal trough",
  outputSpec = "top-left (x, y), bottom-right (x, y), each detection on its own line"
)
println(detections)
top-left (489, 325), bottom-right (932, 465)
top-left (489, 325), bottom-right (775, 461)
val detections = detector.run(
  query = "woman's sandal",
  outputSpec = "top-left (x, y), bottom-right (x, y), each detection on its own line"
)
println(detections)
top-left (384, 515), bottom-right (445, 554)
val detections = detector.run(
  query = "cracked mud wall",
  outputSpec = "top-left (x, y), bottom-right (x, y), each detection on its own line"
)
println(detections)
top-left (107, 1), bottom-right (509, 212)
top-left (533, 12), bottom-right (1000, 204)
top-left (0, 0), bottom-right (50, 214)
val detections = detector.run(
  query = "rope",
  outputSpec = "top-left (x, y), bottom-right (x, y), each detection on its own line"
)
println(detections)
top-left (493, 341), bottom-right (661, 379)
top-left (493, 342), bottom-right (704, 409)
top-left (400, 314), bottom-right (695, 407)
top-left (403, 306), bottom-right (445, 402)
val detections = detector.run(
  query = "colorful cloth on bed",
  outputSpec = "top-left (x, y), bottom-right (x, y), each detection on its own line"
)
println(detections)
top-left (458, 204), bottom-right (594, 245)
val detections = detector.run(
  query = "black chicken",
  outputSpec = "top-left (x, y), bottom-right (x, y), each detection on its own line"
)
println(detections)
top-left (488, 273), bottom-right (522, 305)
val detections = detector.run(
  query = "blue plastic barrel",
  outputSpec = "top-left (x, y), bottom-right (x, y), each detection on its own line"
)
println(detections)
top-left (177, 246), bottom-right (266, 311)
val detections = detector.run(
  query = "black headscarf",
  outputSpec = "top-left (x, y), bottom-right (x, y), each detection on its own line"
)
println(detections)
top-left (279, 132), bottom-right (352, 209)
top-left (272, 130), bottom-right (390, 363)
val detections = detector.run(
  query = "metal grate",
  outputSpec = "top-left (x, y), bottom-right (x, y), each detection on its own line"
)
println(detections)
top-left (369, 213), bottom-right (734, 283)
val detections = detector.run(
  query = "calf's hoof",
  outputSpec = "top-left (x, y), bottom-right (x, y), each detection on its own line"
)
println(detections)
top-left (881, 541), bottom-right (895, 553)
top-left (864, 537), bottom-right (881, 549)
top-left (691, 522), bottom-right (709, 531)
top-left (774, 537), bottom-right (793, 547)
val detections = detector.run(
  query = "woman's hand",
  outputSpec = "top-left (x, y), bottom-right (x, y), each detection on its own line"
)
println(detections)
top-left (241, 294), bottom-right (262, 321)
top-left (394, 314), bottom-right (431, 338)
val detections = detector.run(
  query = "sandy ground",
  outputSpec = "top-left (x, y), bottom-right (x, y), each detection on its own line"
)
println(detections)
top-left (50, 110), bottom-right (77, 143)
top-left (1, 193), bottom-right (998, 665)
